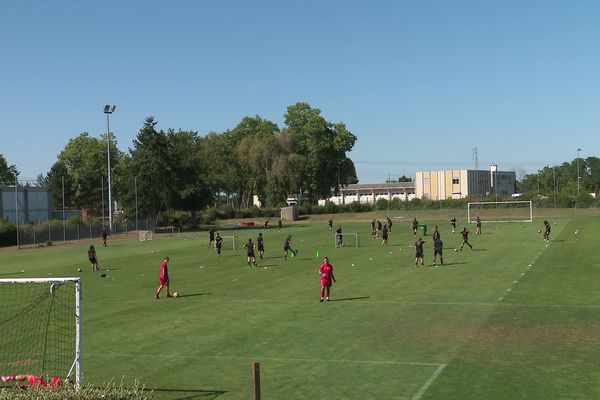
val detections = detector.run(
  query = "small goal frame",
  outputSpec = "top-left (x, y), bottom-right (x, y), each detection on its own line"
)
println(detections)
top-left (220, 235), bottom-right (238, 250)
top-left (334, 232), bottom-right (360, 248)
top-left (0, 277), bottom-right (82, 389)
top-left (467, 200), bottom-right (533, 223)
top-left (139, 230), bottom-right (154, 241)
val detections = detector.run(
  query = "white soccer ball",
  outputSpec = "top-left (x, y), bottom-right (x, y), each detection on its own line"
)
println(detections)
top-left (351, 263), bottom-right (355, 267)
top-left (173, 292), bottom-right (180, 298)
top-left (77, 268), bottom-right (82, 272)
top-left (454, 248), bottom-right (458, 252)
top-left (538, 230), bottom-right (541, 233)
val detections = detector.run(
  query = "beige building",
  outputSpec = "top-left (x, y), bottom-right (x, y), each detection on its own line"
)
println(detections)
top-left (415, 169), bottom-right (516, 200)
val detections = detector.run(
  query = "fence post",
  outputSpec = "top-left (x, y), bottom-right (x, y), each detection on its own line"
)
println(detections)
top-left (252, 362), bottom-right (261, 400)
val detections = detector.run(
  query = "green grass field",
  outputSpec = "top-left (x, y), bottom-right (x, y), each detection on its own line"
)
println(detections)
top-left (1, 213), bottom-right (600, 399)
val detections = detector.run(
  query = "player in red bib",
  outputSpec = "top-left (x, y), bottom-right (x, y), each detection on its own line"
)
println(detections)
top-left (1, 374), bottom-right (61, 389)
top-left (318, 257), bottom-right (336, 302)
top-left (155, 256), bottom-right (172, 299)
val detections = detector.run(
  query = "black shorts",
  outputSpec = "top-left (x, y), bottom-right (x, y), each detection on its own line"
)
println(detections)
top-left (284, 246), bottom-right (290, 251)
top-left (382, 233), bottom-right (388, 240)
top-left (415, 250), bottom-right (424, 258)
top-left (89, 257), bottom-right (97, 264)
top-left (258, 244), bottom-right (264, 251)
top-left (434, 249), bottom-right (443, 257)
top-left (247, 251), bottom-right (255, 257)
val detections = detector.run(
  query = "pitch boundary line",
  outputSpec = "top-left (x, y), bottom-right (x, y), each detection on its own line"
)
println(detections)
top-left (411, 363), bottom-right (447, 400)
top-left (88, 352), bottom-right (444, 367)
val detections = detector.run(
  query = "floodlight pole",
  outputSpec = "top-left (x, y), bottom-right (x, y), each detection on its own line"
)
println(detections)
top-left (576, 148), bottom-right (581, 196)
top-left (104, 105), bottom-right (116, 233)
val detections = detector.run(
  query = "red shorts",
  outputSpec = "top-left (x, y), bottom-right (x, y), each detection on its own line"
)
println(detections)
top-left (321, 278), bottom-right (332, 287)
top-left (160, 278), bottom-right (169, 286)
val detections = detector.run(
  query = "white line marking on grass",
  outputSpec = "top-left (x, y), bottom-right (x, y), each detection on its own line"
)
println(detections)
top-left (411, 363), bottom-right (447, 400)
top-left (88, 352), bottom-right (444, 367)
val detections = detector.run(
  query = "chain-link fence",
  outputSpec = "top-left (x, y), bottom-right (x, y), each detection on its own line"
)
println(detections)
top-left (15, 218), bottom-right (157, 248)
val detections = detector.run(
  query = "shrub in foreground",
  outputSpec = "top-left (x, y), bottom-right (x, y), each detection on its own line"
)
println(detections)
top-left (0, 382), bottom-right (155, 400)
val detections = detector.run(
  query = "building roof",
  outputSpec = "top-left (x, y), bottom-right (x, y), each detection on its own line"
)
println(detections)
top-left (339, 182), bottom-right (414, 192)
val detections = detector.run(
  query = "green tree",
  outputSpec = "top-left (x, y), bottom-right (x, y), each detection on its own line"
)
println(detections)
top-left (46, 133), bottom-right (119, 210)
top-left (127, 117), bottom-right (172, 219)
top-left (284, 102), bottom-right (357, 202)
top-left (0, 154), bottom-right (19, 183)
top-left (167, 129), bottom-right (213, 226)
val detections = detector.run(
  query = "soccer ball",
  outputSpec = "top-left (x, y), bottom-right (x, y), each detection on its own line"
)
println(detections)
top-left (77, 268), bottom-right (82, 272)
top-left (454, 248), bottom-right (458, 252)
top-left (538, 230), bottom-right (541, 233)
top-left (173, 292), bottom-right (180, 298)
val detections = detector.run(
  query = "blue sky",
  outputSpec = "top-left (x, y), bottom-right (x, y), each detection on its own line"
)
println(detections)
top-left (1, 1), bottom-right (599, 183)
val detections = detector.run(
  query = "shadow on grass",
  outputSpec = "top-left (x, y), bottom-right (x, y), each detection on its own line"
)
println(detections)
top-left (434, 262), bottom-right (467, 267)
top-left (0, 271), bottom-right (25, 276)
top-left (179, 292), bottom-right (211, 298)
top-left (144, 387), bottom-right (227, 400)
top-left (331, 296), bottom-right (370, 302)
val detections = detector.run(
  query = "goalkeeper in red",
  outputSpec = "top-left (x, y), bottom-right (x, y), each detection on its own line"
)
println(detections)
top-left (318, 257), bottom-right (336, 302)
top-left (1, 374), bottom-right (61, 389)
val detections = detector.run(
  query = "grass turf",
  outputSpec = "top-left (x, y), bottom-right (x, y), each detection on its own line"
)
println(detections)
top-left (1, 214), bottom-right (599, 399)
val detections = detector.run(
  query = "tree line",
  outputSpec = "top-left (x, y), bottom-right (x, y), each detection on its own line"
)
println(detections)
top-left (517, 157), bottom-right (600, 206)
top-left (26, 102), bottom-right (357, 225)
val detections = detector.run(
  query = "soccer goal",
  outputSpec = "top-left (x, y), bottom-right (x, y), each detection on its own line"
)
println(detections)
top-left (139, 230), bottom-right (154, 241)
top-left (467, 200), bottom-right (533, 223)
top-left (220, 235), bottom-right (237, 250)
top-left (335, 232), bottom-right (360, 248)
top-left (154, 226), bottom-right (181, 237)
top-left (0, 278), bottom-right (82, 389)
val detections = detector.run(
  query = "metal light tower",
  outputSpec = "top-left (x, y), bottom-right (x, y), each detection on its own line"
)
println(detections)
top-left (576, 148), bottom-right (582, 196)
top-left (104, 105), bottom-right (116, 232)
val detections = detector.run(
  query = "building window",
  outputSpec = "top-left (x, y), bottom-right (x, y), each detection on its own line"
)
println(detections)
top-left (452, 178), bottom-right (459, 184)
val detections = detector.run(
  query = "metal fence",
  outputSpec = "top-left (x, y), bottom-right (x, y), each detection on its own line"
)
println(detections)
top-left (15, 219), bottom-right (157, 248)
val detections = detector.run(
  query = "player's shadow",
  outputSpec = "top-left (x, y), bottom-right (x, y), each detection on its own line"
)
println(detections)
top-left (256, 264), bottom-right (278, 268)
top-left (472, 248), bottom-right (487, 251)
top-left (331, 296), bottom-right (370, 302)
top-left (0, 271), bottom-right (25, 276)
top-left (551, 239), bottom-right (565, 242)
top-left (179, 293), bottom-right (211, 298)
top-left (438, 262), bottom-right (467, 267)
top-left (145, 388), bottom-right (227, 399)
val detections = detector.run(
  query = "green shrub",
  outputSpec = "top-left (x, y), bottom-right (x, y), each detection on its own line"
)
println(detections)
top-left (0, 381), bottom-right (155, 400)
top-left (0, 218), bottom-right (17, 247)
top-left (67, 216), bottom-right (83, 226)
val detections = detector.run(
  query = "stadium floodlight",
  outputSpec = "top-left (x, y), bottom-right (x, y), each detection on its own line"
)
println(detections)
top-left (103, 105), bottom-right (116, 233)
top-left (577, 148), bottom-right (582, 196)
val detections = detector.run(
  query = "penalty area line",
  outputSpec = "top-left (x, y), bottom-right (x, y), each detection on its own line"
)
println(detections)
top-left (88, 352), bottom-right (444, 367)
top-left (411, 363), bottom-right (447, 400)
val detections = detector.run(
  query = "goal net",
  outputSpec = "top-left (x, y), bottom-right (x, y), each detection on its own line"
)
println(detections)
top-left (154, 226), bottom-right (181, 237)
top-left (0, 278), bottom-right (82, 389)
top-left (139, 230), bottom-right (154, 241)
top-left (467, 201), bottom-right (533, 223)
top-left (335, 232), bottom-right (360, 248)
top-left (220, 235), bottom-right (237, 250)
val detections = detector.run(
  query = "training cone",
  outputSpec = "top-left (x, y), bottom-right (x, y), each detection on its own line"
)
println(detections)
top-left (316, 251), bottom-right (320, 258)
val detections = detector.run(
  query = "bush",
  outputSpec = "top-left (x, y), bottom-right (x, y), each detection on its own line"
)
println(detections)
top-left (67, 216), bottom-right (83, 227)
top-left (0, 381), bottom-right (155, 400)
top-left (375, 198), bottom-right (389, 211)
top-left (0, 218), bottom-right (17, 247)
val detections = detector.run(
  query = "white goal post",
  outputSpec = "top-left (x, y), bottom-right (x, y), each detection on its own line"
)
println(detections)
top-left (220, 235), bottom-right (237, 250)
top-left (154, 226), bottom-right (181, 237)
top-left (0, 277), bottom-right (82, 389)
top-left (467, 200), bottom-right (533, 223)
top-left (139, 230), bottom-right (154, 241)
top-left (335, 232), bottom-right (360, 248)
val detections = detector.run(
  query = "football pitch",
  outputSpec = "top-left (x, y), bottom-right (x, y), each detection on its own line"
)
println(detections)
top-left (1, 213), bottom-right (600, 399)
